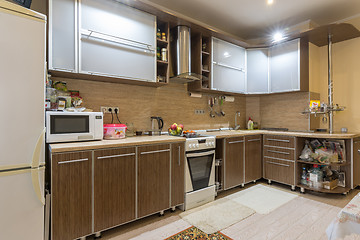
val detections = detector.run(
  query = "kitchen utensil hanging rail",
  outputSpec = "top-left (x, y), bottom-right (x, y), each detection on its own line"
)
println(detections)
top-left (81, 29), bottom-right (155, 52)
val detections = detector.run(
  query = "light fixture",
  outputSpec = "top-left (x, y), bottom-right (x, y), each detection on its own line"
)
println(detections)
top-left (267, 0), bottom-right (274, 5)
top-left (273, 32), bottom-right (285, 42)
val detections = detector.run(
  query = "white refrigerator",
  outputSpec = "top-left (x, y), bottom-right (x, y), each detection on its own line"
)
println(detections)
top-left (0, 1), bottom-right (46, 239)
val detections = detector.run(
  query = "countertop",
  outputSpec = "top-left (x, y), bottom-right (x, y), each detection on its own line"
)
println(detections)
top-left (49, 130), bottom-right (360, 153)
top-left (203, 130), bottom-right (360, 139)
top-left (49, 135), bottom-right (185, 153)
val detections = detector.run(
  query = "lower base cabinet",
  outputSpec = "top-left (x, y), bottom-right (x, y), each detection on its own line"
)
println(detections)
top-left (224, 137), bottom-right (244, 190)
top-left (245, 135), bottom-right (262, 183)
top-left (51, 151), bottom-right (92, 240)
top-left (264, 158), bottom-right (295, 185)
top-left (94, 147), bottom-right (136, 232)
top-left (137, 144), bottom-right (171, 218)
top-left (51, 142), bottom-right (185, 240)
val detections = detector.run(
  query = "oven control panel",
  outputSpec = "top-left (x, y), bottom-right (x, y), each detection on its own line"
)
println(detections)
top-left (186, 137), bottom-right (216, 151)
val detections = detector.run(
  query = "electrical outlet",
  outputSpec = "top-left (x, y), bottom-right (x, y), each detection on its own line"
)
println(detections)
top-left (113, 107), bottom-right (119, 114)
top-left (101, 106), bottom-right (109, 113)
top-left (194, 109), bottom-right (205, 114)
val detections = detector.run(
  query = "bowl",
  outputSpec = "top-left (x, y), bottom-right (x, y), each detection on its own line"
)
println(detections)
top-left (103, 124), bottom-right (127, 139)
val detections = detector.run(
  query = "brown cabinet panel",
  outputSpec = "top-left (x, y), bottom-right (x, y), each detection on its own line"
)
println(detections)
top-left (263, 146), bottom-right (295, 160)
top-left (51, 151), bottom-right (92, 240)
top-left (138, 144), bottom-right (170, 218)
top-left (171, 143), bottom-right (185, 207)
top-left (94, 147), bottom-right (136, 232)
top-left (264, 135), bottom-right (295, 148)
top-left (264, 158), bottom-right (295, 185)
top-left (224, 137), bottom-right (244, 189)
top-left (354, 139), bottom-right (360, 187)
top-left (245, 136), bottom-right (262, 183)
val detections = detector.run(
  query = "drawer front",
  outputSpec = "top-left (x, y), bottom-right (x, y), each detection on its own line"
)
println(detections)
top-left (264, 158), bottom-right (295, 185)
top-left (263, 146), bottom-right (295, 160)
top-left (264, 135), bottom-right (295, 148)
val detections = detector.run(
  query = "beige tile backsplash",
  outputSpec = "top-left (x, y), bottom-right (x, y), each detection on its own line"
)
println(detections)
top-left (53, 77), bottom-right (317, 132)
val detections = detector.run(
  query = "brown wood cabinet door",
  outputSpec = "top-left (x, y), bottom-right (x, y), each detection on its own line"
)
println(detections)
top-left (354, 139), bottom-right (360, 187)
top-left (224, 137), bottom-right (244, 189)
top-left (51, 151), bottom-right (92, 240)
top-left (171, 143), bottom-right (185, 207)
top-left (245, 135), bottom-right (262, 183)
top-left (94, 147), bottom-right (136, 232)
top-left (264, 158), bottom-right (295, 185)
top-left (138, 144), bottom-right (170, 218)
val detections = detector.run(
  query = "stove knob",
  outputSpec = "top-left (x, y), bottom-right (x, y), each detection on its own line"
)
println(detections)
top-left (206, 143), bottom-right (209, 147)
top-left (192, 144), bottom-right (196, 148)
top-left (189, 144), bottom-right (192, 149)
top-left (196, 144), bottom-right (199, 148)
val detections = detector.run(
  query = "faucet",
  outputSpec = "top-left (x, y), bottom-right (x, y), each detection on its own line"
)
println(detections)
top-left (234, 111), bottom-right (241, 130)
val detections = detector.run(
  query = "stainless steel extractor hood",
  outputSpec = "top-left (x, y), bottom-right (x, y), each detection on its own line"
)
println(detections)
top-left (170, 26), bottom-right (201, 83)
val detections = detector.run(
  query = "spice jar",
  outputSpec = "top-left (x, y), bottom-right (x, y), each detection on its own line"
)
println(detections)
top-left (161, 32), bottom-right (166, 41)
top-left (161, 48), bottom-right (167, 62)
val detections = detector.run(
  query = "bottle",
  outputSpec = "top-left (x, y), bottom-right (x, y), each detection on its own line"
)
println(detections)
top-left (247, 117), bottom-right (254, 130)
top-left (157, 28), bottom-right (161, 39)
top-left (161, 32), bottom-right (166, 41)
top-left (157, 47), bottom-right (161, 60)
top-left (301, 167), bottom-right (307, 185)
top-left (161, 48), bottom-right (167, 62)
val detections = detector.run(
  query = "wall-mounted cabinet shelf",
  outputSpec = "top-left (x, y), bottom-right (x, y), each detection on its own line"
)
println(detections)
top-left (156, 18), bottom-right (170, 83)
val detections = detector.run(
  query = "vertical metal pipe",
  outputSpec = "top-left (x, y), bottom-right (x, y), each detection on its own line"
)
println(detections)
top-left (328, 34), bottom-right (334, 134)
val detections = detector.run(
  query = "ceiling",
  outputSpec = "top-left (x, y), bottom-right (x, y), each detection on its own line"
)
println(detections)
top-left (143, 0), bottom-right (360, 40)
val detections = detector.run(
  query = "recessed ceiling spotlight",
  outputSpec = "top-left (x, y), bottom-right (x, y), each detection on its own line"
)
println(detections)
top-left (267, 0), bottom-right (274, 5)
top-left (273, 32), bottom-right (286, 42)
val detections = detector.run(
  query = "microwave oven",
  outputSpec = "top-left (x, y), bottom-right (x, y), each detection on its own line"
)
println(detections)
top-left (46, 112), bottom-right (103, 143)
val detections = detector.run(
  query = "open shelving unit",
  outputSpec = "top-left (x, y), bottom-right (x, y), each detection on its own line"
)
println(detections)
top-left (295, 137), bottom-right (352, 194)
top-left (156, 18), bottom-right (169, 83)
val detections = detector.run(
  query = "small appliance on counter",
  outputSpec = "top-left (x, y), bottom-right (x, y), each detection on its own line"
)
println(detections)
top-left (46, 112), bottom-right (103, 143)
top-left (150, 116), bottom-right (164, 135)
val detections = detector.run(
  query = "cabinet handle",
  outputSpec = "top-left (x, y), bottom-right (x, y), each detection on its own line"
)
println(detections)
top-left (358, 149), bottom-right (360, 154)
top-left (228, 140), bottom-right (244, 144)
top-left (267, 161), bottom-right (290, 167)
top-left (247, 139), bottom-right (261, 142)
top-left (58, 158), bottom-right (88, 164)
top-left (267, 149), bottom-right (290, 155)
top-left (267, 138), bottom-right (290, 143)
top-left (52, 67), bottom-right (74, 73)
top-left (97, 153), bottom-right (135, 159)
top-left (213, 62), bottom-right (245, 72)
top-left (178, 146), bottom-right (181, 166)
top-left (81, 29), bottom-right (155, 52)
top-left (140, 149), bottom-right (170, 155)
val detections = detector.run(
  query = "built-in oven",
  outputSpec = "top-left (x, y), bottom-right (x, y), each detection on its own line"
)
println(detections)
top-left (183, 136), bottom-right (216, 210)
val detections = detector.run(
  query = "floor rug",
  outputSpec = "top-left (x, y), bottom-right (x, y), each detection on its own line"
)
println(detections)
top-left (165, 226), bottom-right (233, 240)
top-left (225, 184), bottom-right (298, 214)
top-left (179, 198), bottom-right (255, 234)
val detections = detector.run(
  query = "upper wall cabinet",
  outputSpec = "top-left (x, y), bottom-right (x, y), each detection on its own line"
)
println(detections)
top-left (49, 0), bottom-right (77, 72)
top-left (246, 48), bottom-right (269, 94)
top-left (79, 0), bottom-right (156, 82)
top-left (211, 38), bottom-right (246, 93)
top-left (49, 0), bottom-right (157, 83)
top-left (269, 38), bottom-right (300, 93)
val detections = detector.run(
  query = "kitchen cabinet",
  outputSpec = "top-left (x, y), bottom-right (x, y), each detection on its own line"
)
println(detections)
top-left (48, 0), bottom-right (77, 72)
top-left (263, 135), bottom-right (296, 188)
top-left (93, 147), bottom-right (136, 232)
top-left (137, 144), bottom-right (171, 217)
top-left (79, 0), bottom-right (156, 82)
top-left (51, 151), bottom-right (92, 240)
top-left (246, 48), bottom-right (269, 94)
top-left (224, 137), bottom-right (245, 189)
top-left (171, 143), bottom-right (185, 207)
top-left (211, 37), bottom-right (246, 93)
top-left (245, 135), bottom-right (262, 183)
top-left (269, 38), bottom-right (300, 93)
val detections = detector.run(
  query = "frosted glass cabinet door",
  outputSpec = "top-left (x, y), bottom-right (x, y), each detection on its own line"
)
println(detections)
top-left (80, 0), bottom-right (156, 82)
top-left (247, 49), bottom-right (269, 94)
top-left (212, 64), bottom-right (246, 93)
top-left (212, 37), bottom-right (245, 69)
top-left (270, 39), bottom-right (300, 93)
top-left (49, 0), bottom-right (76, 72)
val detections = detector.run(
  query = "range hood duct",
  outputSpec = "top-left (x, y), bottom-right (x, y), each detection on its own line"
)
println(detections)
top-left (170, 26), bottom-right (201, 83)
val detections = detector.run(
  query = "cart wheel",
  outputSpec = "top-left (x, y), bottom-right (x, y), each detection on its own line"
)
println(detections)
top-left (95, 232), bottom-right (102, 239)
top-left (291, 185), bottom-right (296, 191)
top-left (159, 210), bottom-right (164, 216)
top-left (241, 184), bottom-right (245, 188)
top-left (171, 206), bottom-right (176, 212)
top-left (268, 179), bottom-right (272, 185)
top-left (300, 187), bottom-right (305, 194)
top-left (253, 180), bottom-right (256, 183)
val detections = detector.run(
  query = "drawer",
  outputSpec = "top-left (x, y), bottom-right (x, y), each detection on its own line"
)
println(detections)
top-left (264, 158), bottom-right (295, 186)
top-left (263, 146), bottom-right (295, 160)
top-left (264, 135), bottom-right (295, 148)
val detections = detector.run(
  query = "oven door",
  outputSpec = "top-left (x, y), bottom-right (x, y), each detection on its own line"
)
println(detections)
top-left (185, 150), bottom-right (215, 193)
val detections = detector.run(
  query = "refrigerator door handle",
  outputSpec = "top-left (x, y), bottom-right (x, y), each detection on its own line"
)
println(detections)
top-left (31, 166), bottom-right (45, 205)
top-left (31, 128), bottom-right (46, 168)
